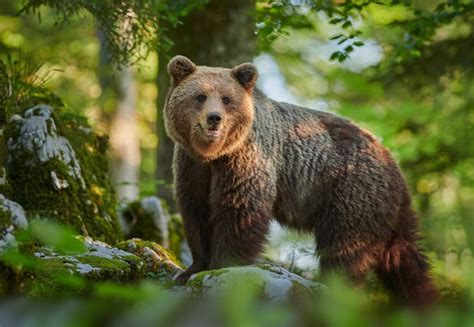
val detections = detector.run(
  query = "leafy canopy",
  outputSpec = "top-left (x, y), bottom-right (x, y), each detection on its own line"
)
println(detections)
top-left (19, 0), bottom-right (208, 66)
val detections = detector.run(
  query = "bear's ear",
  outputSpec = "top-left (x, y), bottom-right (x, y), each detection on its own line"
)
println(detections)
top-left (167, 55), bottom-right (196, 85)
top-left (231, 63), bottom-right (258, 90)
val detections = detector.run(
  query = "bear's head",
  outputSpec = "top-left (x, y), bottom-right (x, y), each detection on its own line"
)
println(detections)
top-left (164, 55), bottom-right (258, 161)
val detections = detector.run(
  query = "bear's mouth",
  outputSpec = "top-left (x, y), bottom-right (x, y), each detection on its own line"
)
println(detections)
top-left (206, 126), bottom-right (220, 138)
top-left (198, 124), bottom-right (222, 140)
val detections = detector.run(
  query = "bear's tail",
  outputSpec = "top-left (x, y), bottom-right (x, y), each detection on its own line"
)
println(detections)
top-left (376, 233), bottom-right (439, 306)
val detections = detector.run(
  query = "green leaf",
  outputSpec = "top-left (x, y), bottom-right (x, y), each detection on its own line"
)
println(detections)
top-left (342, 21), bottom-right (352, 29)
top-left (0, 248), bottom-right (38, 269)
top-left (29, 220), bottom-right (86, 254)
top-left (330, 51), bottom-right (341, 61)
top-left (329, 34), bottom-right (344, 40)
top-left (338, 52), bottom-right (349, 62)
top-left (353, 41), bottom-right (365, 46)
top-left (344, 45), bottom-right (354, 53)
top-left (338, 38), bottom-right (348, 45)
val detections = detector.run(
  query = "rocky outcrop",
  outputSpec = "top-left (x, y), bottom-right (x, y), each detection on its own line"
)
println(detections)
top-left (26, 237), bottom-right (145, 297)
top-left (0, 60), bottom-right (121, 244)
top-left (184, 264), bottom-right (324, 302)
top-left (8, 105), bottom-right (86, 189)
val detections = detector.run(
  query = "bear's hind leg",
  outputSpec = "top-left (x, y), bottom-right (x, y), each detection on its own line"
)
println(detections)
top-left (375, 234), bottom-right (439, 306)
top-left (317, 240), bottom-right (379, 284)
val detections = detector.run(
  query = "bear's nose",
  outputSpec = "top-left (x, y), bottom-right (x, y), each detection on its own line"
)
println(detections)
top-left (207, 112), bottom-right (222, 125)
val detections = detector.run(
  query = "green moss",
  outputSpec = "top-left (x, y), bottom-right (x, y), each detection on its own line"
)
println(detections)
top-left (7, 155), bottom-right (84, 226)
top-left (59, 113), bottom-right (121, 243)
top-left (0, 206), bottom-right (11, 226)
top-left (23, 260), bottom-right (64, 297)
top-left (24, 249), bottom-right (145, 298)
top-left (116, 238), bottom-right (183, 283)
top-left (188, 268), bottom-right (228, 289)
top-left (25, 257), bottom-right (82, 298)
top-left (77, 256), bottom-right (132, 279)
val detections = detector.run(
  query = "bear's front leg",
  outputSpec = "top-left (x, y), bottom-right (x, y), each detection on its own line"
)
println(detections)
top-left (207, 152), bottom-right (275, 269)
top-left (208, 205), bottom-right (272, 269)
top-left (173, 147), bottom-right (212, 284)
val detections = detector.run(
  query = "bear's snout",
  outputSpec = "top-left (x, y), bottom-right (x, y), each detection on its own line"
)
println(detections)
top-left (200, 111), bottom-right (224, 140)
top-left (207, 112), bottom-right (222, 126)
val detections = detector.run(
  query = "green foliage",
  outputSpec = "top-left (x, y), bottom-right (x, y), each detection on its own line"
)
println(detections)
top-left (10, 1), bottom-right (474, 66)
top-left (256, 0), bottom-right (474, 63)
top-left (0, 54), bottom-right (63, 118)
top-left (93, 280), bottom-right (164, 302)
top-left (19, 0), bottom-right (208, 65)
top-left (256, 0), bottom-right (316, 50)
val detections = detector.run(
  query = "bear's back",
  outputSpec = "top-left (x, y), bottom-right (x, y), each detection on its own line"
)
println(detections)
top-left (251, 90), bottom-right (400, 232)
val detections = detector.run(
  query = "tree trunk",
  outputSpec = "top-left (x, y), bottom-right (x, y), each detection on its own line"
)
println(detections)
top-left (155, 0), bottom-right (256, 208)
top-left (98, 29), bottom-right (140, 202)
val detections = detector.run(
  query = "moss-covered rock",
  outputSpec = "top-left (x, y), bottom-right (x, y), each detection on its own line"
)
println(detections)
top-left (185, 264), bottom-right (325, 302)
top-left (116, 238), bottom-right (183, 282)
top-left (0, 60), bottom-right (121, 244)
top-left (119, 197), bottom-right (170, 246)
top-left (26, 236), bottom-right (145, 297)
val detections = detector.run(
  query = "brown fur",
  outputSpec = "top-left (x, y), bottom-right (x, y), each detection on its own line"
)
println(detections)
top-left (164, 56), bottom-right (438, 305)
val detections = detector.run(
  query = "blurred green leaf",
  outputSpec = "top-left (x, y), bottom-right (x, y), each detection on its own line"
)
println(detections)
top-left (29, 220), bottom-right (86, 254)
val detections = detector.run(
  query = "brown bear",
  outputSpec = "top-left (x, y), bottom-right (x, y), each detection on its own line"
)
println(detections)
top-left (163, 55), bottom-right (438, 305)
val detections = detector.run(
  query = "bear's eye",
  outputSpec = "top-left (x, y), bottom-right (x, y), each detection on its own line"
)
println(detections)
top-left (197, 94), bottom-right (207, 103)
top-left (222, 96), bottom-right (231, 105)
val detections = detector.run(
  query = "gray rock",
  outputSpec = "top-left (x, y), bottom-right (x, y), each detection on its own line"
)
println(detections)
top-left (0, 195), bottom-right (28, 252)
top-left (186, 264), bottom-right (325, 303)
top-left (7, 105), bottom-right (85, 189)
top-left (140, 197), bottom-right (169, 247)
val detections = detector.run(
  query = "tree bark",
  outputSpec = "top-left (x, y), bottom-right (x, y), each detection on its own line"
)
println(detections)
top-left (155, 0), bottom-right (256, 208)
top-left (98, 29), bottom-right (140, 202)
